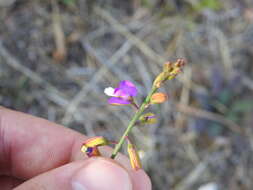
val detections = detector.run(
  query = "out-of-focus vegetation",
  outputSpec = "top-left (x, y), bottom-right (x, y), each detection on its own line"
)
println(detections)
top-left (1, 0), bottom-right (253, 189)
top-left (194, 0), bottom-right (222, 11)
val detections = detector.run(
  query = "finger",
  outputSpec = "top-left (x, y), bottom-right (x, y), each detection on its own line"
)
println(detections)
top-left (0, 108), bottom-right (131, 179)
top-left (129, 170), bottom-right (152, 190)
top-left (0, 175), bottom-right (23, 190)
top-left (0, 107), bottom-right (85, 179)
top-left (14, 157), bottom-right (151, 190)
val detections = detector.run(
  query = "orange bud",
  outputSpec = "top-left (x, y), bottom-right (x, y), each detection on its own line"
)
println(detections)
top-left (150, 92), bottom-right (168, 104)
top-left (127, 142), bottom-right (142, 170)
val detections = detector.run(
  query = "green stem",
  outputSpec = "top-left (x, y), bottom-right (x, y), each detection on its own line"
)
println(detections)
top-left (111, 87), bottom-right (157, 159)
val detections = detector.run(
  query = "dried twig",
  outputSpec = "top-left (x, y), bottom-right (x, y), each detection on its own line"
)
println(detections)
top-left (51, 0), bottom-right (67, 61)
top-left (0, 41), bottom-right (95, 133)
top-left (94, 6), bottom-right (204, 92)
top-left (174, 151), bottom-right (228, 190)
top-left (176, 67), bottom-right (200, 163)
top-left (0, 40), bottom-right (68, 106)
top-left (176, 103), bottom-right (242, 134)
top-left (94, 6), bottom-right (166, 64)
top-left (132, 55), bottom-right (153, 91)
top-left (175, 161), bottom-right (208, 190)
top-left (176, 67), bottom-right (192, 129)
top-left (214, 28), bottom-right (232, 75)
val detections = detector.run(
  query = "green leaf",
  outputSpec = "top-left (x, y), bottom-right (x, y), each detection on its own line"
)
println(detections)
top-left (218, 90), bottom-right (232, 105)
top-left (226, 112), bottom-right (239, 123)
top-left (194, 0), bottom-right (222, 11)
top-left (209, 123), bottom-right (223, 136)
top-left (61, 0), bottom-right (75, 5)
top-left (231, 100), bottom-right (253, 113)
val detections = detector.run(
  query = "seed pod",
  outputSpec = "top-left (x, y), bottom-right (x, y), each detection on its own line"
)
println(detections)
top-left (127, 142), bottom-right (142, 170)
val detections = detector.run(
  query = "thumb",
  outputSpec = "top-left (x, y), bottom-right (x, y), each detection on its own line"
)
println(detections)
top-left (14, 157), bottom-right (133, 190)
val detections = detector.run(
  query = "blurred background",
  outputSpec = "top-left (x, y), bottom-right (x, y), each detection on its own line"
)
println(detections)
top-left (0, 0), bottom-right (253, 189)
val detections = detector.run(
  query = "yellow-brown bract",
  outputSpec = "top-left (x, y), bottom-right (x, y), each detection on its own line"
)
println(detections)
top-left (127, 142), bottom-right (142, 170)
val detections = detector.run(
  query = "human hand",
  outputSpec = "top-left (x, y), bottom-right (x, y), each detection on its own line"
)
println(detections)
top-left (0, 108), bottom-right (151, 190)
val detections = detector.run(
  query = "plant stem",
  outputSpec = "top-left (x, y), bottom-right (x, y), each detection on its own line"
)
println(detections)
top-left (111, 87), bottom-right (157, 159)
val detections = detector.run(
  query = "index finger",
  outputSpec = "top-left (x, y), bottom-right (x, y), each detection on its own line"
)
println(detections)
top-left (0, 108), bottom-right (130, 179)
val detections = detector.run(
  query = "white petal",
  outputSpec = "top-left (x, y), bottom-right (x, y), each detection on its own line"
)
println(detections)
top-left (198, 183), bottom-right (219, 190)
top-left (104, 87), bottom-right (115, 96)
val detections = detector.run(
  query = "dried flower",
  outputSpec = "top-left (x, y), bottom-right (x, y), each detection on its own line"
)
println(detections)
top-left (150, 92), bottom-right (168, 104)
top-left (104, 80), bottom-right (137, 105)
top-left (81, 136), bottom-right (108, 157)
top-left (81, 146), bottom-right (101, 157)
top-left (83, 136), bottom-right (108, 147)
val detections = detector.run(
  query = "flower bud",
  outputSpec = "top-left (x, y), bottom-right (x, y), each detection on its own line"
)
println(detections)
top-left (153, 72), bottom-right (167, 88)
top-left (153, 59), bottom-right (185, 88)
top-left (139, 112), bottom-right (157, 124)
top-left (127, 142), bottom-right (142, 170)
top-left (163, 61), bottom-right (173, 72)
top-left (151, 93), bottom-right (168, 104)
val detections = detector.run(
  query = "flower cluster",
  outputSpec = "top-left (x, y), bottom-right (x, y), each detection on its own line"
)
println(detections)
top-left (81, 59), bottom-right (185, 170)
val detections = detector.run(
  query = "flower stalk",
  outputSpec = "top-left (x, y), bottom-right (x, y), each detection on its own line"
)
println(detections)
top-left (111, 86), bottom-right (157, 159)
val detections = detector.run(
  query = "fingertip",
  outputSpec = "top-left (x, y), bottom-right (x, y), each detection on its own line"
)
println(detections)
top-left (129, 169), bottom-right (152, 190)
top-left (71, 157), bottom-right (133, 190)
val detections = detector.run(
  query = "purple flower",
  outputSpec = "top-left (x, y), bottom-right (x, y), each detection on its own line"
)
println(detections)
top-left (104, 80), bottom-right (138, 105)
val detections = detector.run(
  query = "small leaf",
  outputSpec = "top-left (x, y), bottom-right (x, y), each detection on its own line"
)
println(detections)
top-left (218, 90), bottom-right (232, 105)
top-left (231, 100), bottom-right (253, 112)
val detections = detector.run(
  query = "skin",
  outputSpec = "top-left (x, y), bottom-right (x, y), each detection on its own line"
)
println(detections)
top-left (0, 107), bottom-right (151, 190)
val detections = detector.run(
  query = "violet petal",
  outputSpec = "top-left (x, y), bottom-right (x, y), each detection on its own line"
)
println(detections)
top-left (108, 97), bottom-right (131, 105)
top-left (118, 80), bottom-right (137, 97)
top-left (119, 80), bottom-right (135, 88)
top-left (114, 88), bottom-right (129, 98)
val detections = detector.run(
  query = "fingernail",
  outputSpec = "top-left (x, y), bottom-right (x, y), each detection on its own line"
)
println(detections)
top-left (71, 159), bottom-right (132, 190)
